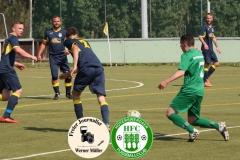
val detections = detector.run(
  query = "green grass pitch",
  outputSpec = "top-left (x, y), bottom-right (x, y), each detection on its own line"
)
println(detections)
top-left (0, 65), bottom-right (240, 160)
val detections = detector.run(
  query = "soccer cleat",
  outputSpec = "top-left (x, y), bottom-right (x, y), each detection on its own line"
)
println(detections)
top-left (53, 93), bottom-right (60, 100)
top-left (1, 117), bottom-right (19, 123)
top-left (206, 79), bottom-right (213, 86)
top-left (188, 128), bottom-right (200, 142)
top-left (218, 122), bottom-right (229, 141)
top-left (66, 92), bottom-right (72, 99)
top-left (105, 123), bottom-right (111, 132)
top-left (204, 81), bottom-right (212, 87)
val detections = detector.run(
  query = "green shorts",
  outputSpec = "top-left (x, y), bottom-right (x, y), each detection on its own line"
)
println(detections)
top-left (170, 91), bottom-right (203, 118)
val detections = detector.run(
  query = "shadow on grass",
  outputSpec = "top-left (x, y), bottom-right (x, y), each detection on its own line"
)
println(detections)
top-left (24, 127), bottom-right (68, 132)
top-left (153, 133), bottom-right (186, 141)
top-left (21, 97), bottom-right (53, 100)
top-left (153, 133), bottom-right (225, 142)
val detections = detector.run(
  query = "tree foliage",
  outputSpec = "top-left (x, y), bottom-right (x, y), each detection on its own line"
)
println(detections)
top-left (0, 0), bottom-right (240, 39)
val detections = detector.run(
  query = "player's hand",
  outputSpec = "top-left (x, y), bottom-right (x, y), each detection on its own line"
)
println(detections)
top-left (15, 62), bottom-right (27, 71)
top-left (59, 72), bottom-right (70, 80)
top-left (37, 55), bottom-right (42, 61)
top-left (70, 67), bottom-right (78, 77)
top-left (216, 47), bottom-right (221, 54)
top-left (204, 44), bottom-right (209, 50)
top-left (64, 50), bottom-right (70, 55)
top-left (32, 56), bottom-right (37, 62)
top-left (158, 80), bottom-right (168, 90)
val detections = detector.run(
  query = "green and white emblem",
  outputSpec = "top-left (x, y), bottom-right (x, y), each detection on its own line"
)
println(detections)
top-left (111, 117), bottom-right (153, 159)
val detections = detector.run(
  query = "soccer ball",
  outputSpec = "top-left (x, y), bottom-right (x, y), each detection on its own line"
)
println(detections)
top-left (126, 110), bottom-right (141, 118)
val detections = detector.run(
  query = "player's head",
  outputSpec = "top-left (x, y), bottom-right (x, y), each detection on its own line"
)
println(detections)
top-left (12, 21), bottom-right (24, 37)
top-left (66, 27), bottom-right (79, 38)
top-left (52, 16), bottom-right (62, 29)
top-left (180, 34), bottom-right (194, 52)
top-left (205, 13), bottom-right (213, 25)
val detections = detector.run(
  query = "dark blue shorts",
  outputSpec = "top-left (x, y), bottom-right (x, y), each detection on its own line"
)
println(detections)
top-left (74, 67), bottom-right (106, 96)
top-left (0, 70), bottom-right (22, 92)
top-left (203, 51), bottom-right (218, 64)
top-left (49, 54), bottom-right (70, 80)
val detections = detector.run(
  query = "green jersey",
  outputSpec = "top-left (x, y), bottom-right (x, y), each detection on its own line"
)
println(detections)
top-left (178, 48), bottom-right (204, 96)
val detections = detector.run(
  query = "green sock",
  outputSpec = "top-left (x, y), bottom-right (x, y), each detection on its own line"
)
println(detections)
top-left (193, 118), bottom-right (219, 130)
top-left (168, 114), bottom-right (194, 134)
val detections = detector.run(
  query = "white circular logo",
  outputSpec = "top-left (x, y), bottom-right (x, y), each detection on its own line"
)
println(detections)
top-left (68, 117), bottom-right (110, 159)
top-left (111, 117), bottom-right (153, 159)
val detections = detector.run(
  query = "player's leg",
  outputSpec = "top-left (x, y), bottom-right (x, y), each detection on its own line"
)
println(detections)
top-left (59, 57), bottom-right (72, 99)
top-left (0, 77), bottom-right (11, 101)
top-left (72, 89), bottom-right (83, 119)
top-left (166, 92), bottom-right (196, 139)
top-left (72, 71), bottom-right (89, 119)
top-left (1, 88), bottom-right (11, 101)
top-left (203, 52), bottom-right (212, 87)
top-left (207, 52), bottom-right (219, 80)
top-left (1, 71), bottom-right (22, 123)
top-left (49, 56), bottom-right (60, 100)
top-left (188, 95), bottom-right (229, 141)
top-left (89, 67), bottom-right (110, 130)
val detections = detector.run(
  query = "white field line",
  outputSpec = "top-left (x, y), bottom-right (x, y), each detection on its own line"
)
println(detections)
top-left (153, 126), bottom-right (240, 139)
top-left (23, 79), bottom-right (144, 98)
top-left (2, 126), bottom-right (239, 160)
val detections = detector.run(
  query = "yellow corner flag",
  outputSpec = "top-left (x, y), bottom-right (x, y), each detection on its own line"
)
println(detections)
top-left (103, 22), bottom-right (108, 36)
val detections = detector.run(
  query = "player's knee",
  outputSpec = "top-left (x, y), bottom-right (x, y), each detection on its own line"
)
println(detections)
top-left (166, 107), bottom-right (176, 117)
top-left (188, 116), bottom-right (197, 125)
top-left (72, 90), bottom-right (81, 97)
top-left (213, 62), bottom-right (219, 67)
top-left (2, 94), bottom-right (10, 101)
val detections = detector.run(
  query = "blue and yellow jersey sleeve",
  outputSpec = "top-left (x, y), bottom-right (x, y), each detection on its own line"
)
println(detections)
top-left (199, 25), bottom-right (207, 38)
top-left (43, 31), bottom-right (49, 43)
top-left (4, 34), bottom-right (20, 55)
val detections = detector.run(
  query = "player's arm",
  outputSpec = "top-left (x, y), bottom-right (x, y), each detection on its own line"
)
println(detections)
top-left (14, 62), bottom-right (27, 71)
top-left (37, 40), bottom-right (47, 61)
top-left (198, 26), bottom-right (209, 50)
top-left (212, 37), bottom-right (221, 54)
top-left (14, 47), bottom-right (37, 61)
top-left (158, 70), bottom-right (185, 90)
top-left (70, 44), bottom-right (80, 77)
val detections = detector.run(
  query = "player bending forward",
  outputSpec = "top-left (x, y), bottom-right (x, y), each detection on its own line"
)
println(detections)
top-left (158, 34), bottom-right (229, 142)
top-left (59, 27), bottom-right (110, 131)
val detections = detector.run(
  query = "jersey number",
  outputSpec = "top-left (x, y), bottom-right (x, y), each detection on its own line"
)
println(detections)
top-left (199, 61), bottom-right (204, 78)
top-left (79, 39), bottom-right (90, 48)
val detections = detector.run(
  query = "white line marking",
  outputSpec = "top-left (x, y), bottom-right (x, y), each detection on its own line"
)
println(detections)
top-left (153, 126), bottom-right (240, 139)
top-left (23, 79), bottom-right (144, 98)
top-left (2, 126), bottom-right (239, 160)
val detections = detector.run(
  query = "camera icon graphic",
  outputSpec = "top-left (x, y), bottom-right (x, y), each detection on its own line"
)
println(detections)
top-left (80, 126), bottom-right (94, 144)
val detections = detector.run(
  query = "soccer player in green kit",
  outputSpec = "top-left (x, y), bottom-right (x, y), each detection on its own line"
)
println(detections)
top-left (158, 34), bottom-right (229, 142)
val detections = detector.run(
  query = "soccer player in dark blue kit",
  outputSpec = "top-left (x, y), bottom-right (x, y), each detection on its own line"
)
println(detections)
top-left (59, 27), bottom-right (110, 130)
top-left (37, 16), bottom-right (72, 100)
top-left (0, 21), bottom-right (37, 123)
top-left (199, 13), bottom-right (221, 87)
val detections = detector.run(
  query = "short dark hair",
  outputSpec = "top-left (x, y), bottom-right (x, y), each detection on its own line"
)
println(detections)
top-left (66, 27), bottom-right (79, 37)
top-left (52, 16), bottom-right (61, 21)
top-left (206, 13), bottom-right (213, 18)
top-left (180, 34), bottom-right (194, 47)
top-left (12, 21), bottom-right (24, 27)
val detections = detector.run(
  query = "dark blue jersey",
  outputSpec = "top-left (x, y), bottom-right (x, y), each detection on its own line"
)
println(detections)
top-left (199, 24), bottom-right (216, 52)
top-left (64, 38), bottom-right (102, 69)
top-left (43, 28), bottom-right (66, 55)
top-left (0, 34), bottom-right (20, 73)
